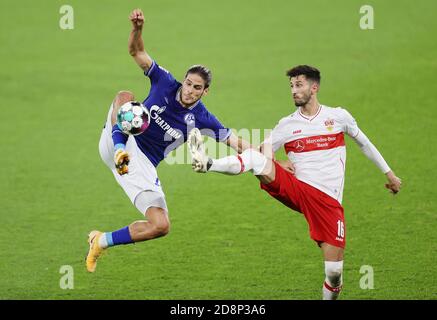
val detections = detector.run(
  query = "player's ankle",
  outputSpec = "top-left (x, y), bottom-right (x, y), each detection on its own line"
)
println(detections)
top-left (206, 158), bottom-right (213, 171)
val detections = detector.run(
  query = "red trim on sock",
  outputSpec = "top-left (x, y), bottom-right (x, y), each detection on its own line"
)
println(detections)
top-left (324, 281), bottom-right (343, 293)
top-left (237, 155), bottom-right (245, 173)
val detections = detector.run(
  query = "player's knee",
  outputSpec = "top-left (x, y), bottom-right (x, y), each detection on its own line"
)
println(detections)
top-left (152, 219), bottom-right (170, 237)
top-left (325, 261), bottom-right (343, 287)
top-left (114, 90), bottom-right (135, 107)
top-left (326, 269), bottom-right (342, 287)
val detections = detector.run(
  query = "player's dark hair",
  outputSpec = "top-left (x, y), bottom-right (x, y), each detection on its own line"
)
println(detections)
top-left (286, 65), bottom-right (321, 84)
top-left (185, 65), bottom-right (212, 88)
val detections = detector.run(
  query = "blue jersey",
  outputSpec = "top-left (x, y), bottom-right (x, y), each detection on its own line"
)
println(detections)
top-left (134, 61), bottom-right (231, 167)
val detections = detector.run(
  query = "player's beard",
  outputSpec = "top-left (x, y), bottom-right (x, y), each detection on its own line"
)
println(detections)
top-left (180, 90), bottom-right (201, 107)
top-left (294, 91), bottom-right (312, 107)
top-left (182, 96), bottom-right (200, 107)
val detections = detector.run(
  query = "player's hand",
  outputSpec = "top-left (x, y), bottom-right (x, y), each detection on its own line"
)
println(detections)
top-left (277, 159), bottom-right (295, 175)
top-left (114, 149), bottom-right (130, 175)
top-left (385, 171), bottom-right (402, 194)
top-left (129, 8), bottom-right (144, 30)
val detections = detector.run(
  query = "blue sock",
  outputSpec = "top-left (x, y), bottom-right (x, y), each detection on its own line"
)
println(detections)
top-left (106, 226), bottom-right (134, 247)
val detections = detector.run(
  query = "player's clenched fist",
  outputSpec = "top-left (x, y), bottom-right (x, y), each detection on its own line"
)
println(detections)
top-left (114, 149), bottom-right (130, 175)
top-left (129, 8), bottom-right (144, 30)
top-left (385, 171), bottom-right (402, 194)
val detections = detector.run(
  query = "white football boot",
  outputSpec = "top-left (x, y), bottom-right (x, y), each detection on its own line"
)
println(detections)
top-left (187, 128), bottom-right (211, 173)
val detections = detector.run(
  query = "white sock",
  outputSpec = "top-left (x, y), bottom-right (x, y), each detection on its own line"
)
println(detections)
top-left (209, 149), bottom-right (267, 175)
top-left (98, 232), bottom-right (110, 249)
top-left (323, 261), bottom-right (343, 300)
top-left (209, 156), bottom-right (242, 174)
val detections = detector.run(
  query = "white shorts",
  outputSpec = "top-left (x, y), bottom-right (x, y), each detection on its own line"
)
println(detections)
top-left (98, 105), bottom-right (168, 215)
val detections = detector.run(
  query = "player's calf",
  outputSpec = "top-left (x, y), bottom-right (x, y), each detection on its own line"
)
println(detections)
top-left (150, 219), bottom-right (170, 238)
top-left (128, 220), bottom-right (170, 241)
top-left (188, 128), bottom-right (273, 177)
top-left (146, 207), bottom-right (171, 238)
top-left (96, 216), bottom-right (170, 250)
top-left (129, 207), bottom-right (171, 241)
top-left (201, 148), bottom-right (275, 183)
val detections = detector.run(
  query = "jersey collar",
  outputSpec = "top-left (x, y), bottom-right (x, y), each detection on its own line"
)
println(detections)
top-left (298, 105), bottom-right (322, 121)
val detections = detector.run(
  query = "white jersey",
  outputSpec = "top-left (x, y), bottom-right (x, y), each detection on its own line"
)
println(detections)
top-left (266, 105), bottom-right (360, 204)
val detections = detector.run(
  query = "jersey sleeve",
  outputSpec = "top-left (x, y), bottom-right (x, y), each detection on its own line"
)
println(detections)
top-left (263, 121), bottom-right (286, 152)
top-left (352, 130), bottom-right (391, 173)
top-left (198, 111), bottom-right (231, 142)
top-left (339, 107), bottom-right (360, 138)
top-left (144, 61), bottom-right (177, 88)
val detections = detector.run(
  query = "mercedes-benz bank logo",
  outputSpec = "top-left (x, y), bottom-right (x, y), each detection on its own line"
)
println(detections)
top-left (294, 140), bottom-right (304, 152)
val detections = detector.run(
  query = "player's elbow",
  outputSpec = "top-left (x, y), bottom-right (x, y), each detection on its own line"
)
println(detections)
top-left (128, 43), bottom-right (144, 57)
top-left (128, 47), bottom-right (138, 57)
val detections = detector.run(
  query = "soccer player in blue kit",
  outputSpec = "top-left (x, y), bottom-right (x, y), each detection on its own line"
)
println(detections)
top-left (86, 8), bottom-right (250, 272)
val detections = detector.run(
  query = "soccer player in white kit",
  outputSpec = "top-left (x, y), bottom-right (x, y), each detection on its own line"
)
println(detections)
top-left (188, 65), bottom-right (402, 300)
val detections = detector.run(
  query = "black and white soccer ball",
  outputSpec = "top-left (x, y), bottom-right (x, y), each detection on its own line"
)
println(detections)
top-left (116, 101), bottom-right (151, 136)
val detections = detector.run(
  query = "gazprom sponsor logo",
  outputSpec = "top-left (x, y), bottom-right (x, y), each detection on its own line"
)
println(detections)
top-left (157, 105), bottom-right (166, 114)
top-left (149, 105), bottom-right (182, 140)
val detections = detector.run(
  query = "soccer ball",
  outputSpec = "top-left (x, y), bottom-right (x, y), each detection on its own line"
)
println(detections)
top-left (116, 101), bottom-right (150, 136)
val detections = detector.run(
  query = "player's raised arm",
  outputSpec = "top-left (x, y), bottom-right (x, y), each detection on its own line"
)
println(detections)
top-left (342, 109), bottom-right (402, 194)
top-left (225, 132), bottom-right (252, 153)
top-left (353, 130), bottom-right (401, 194)
top-left (128, 9), bottom-right (153, 72)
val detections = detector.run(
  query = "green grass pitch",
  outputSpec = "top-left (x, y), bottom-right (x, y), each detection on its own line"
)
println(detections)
top-left (0, 0), bottom-right (436, 299)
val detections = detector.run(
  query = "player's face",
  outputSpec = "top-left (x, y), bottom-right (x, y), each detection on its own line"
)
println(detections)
top-left (181, 73), bottom-right (208, 106)
top-left (290, 75), bottom-right (317, 107)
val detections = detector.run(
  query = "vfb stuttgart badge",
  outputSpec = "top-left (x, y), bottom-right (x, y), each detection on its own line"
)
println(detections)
top-left (324, 118), bottom-right (334, 131)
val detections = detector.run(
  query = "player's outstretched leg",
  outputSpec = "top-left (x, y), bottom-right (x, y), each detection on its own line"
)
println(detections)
top-left (188, 128), bottom-right (272, 178)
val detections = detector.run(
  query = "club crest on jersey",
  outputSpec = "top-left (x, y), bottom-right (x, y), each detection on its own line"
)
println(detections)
top-left (324, 118), bottom-right (335, 131)
top-left (184, 113), bottom-right (195, 125)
